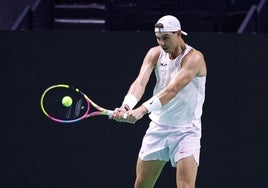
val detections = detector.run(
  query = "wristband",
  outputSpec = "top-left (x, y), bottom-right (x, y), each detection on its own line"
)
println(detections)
top-left (142, 96), bottom-right (162, 113)
top-left (120, 104), bottom-right (130, 111)
top-left (122, 94), bottom-right (138, 110)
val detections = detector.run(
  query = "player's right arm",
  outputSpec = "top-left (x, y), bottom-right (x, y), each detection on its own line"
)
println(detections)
top-left (111, 46), bottom-right (161, 120)
top-left (126, 46), bottom-right (160, 102)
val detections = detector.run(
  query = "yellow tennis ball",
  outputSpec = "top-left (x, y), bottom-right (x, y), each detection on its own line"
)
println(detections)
top-left (62, 96), bottom-right (73, 107)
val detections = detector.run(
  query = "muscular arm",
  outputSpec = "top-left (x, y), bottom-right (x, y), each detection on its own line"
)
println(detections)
top-left (110, 47), bottom-right (160, 121)
top-left (126, 46), bottom-right (161, 101)
top-left (114, 48), bottom-right (206, 124)
top-left (156, 49), bottom-right (206, 105)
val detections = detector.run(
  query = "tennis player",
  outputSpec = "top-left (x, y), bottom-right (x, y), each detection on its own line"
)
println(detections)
top-left (111, 15), bottom-right (207, 188)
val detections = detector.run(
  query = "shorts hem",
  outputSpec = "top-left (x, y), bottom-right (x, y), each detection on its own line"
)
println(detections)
top-left (173, 150), bottom-right (200, 167)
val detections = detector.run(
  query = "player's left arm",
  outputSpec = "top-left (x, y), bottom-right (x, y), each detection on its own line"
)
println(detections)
top-left (156, 49), bottom-right (206, 105)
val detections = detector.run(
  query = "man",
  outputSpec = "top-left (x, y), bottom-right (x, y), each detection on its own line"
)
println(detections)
top-left (111, 15), bottom-right (207, 188)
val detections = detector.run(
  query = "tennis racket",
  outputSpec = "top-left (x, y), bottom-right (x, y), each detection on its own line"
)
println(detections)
top-left (40, 84), bottom-right (113, 123)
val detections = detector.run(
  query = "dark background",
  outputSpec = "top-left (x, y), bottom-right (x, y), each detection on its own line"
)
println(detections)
top-left (1, 0), bottom-right (267, 33)
top-left (3, 31), bottom-right (268, 187)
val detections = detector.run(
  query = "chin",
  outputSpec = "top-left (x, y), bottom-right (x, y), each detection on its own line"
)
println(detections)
top-left (162, 47), bottom-right (169, 52)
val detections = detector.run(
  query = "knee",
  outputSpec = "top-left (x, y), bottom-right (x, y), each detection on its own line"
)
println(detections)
top-left (134, 180), bottom-right (141, 188)
top-left (134, 180), bottom-right (145, 188)
top-left (134, 179), bottom-right (153, 188)
top-left (177, 181), bottom-right (195, 188)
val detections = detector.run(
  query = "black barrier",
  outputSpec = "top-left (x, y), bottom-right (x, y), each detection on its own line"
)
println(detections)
top-left (3, 31), bottom-right (267, 188)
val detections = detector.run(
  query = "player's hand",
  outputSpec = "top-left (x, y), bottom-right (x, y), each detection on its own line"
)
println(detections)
top-left (109, 107), bottom-right (127, 122)
top-left (121, 106), bottom-right (148, 124)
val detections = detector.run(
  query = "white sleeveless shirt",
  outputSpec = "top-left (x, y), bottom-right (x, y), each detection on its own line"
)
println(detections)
top-left (149, 44), bottom-right (206, 127)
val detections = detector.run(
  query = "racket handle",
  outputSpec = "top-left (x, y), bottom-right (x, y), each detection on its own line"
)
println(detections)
top-left (106, 110), bottom-right (114, 116)
top-left (123, 113), bottom-right (127, 119)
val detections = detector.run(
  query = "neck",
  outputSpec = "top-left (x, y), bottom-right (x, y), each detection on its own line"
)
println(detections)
top-left (170, 42), bottom-right (186, 60)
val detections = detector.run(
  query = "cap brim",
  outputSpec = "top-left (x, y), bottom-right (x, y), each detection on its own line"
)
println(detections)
top-left (154, 28), bottom-right (188, 35)
top-left (181, 30), bottom-right (188, 35)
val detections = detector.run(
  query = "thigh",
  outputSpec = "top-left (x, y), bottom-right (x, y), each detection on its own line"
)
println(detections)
top-left (135, 158), bottom-right (166, 188)
top-left (176, 155), bottom-right (198, 188)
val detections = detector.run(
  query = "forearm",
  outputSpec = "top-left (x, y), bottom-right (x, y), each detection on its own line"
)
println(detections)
top-left (156, 69), bottom-right (194, 105)
top-left (127, 79), bottom-right (146, 101)
top-left (156, 86), bottom-right (179, 105)
top-left (121, 79), bottom-right (146, 111)
top-left (140, 86), bottom-right (178, 114)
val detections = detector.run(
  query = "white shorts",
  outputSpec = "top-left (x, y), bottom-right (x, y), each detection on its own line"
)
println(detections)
top-left (138, 120), bottom-right (202, 167)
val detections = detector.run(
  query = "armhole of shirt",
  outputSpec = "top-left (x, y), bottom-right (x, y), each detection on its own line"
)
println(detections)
top-left (180, 46), bottom-right (194, 68)
top-left (154, 48), bottom-right (164, 68)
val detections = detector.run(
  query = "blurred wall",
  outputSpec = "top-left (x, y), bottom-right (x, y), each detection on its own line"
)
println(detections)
top-left (3, 31), bottom-right (267, 188)
top-left (0, 0), bottom-right (36, 29)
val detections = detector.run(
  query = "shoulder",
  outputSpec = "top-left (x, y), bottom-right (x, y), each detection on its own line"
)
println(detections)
top-left (147, 46), bottom-right (162, 60)
top-left (182, 47), bottom-right (207, 76)
top-left (144, 46), bottom-right (162, 65)
top-left (184, 48), bottom-right (205, 65)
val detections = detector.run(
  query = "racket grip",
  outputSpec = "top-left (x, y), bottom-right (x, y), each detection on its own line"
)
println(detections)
top-left (105, 110), bottom-right (114, 116)
top-left (123, 113), bottom-right (127, 119)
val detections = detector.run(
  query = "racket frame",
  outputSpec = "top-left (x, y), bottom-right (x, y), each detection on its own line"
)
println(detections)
top-left (40, 84), bottom-right (113, 123)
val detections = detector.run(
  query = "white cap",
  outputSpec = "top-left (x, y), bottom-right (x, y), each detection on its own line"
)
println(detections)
top-left (154, 15), bottom-right (187, 35)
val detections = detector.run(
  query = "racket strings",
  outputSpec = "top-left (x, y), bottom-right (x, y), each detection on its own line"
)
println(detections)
top-left (41, 84), bottom-right (112, 123)
top-left (73, 98), bottom-right (89, 118)
top-left (42, 87), bottom-right (89, 121)
top-left (64, 106), bottom-right (72, 119)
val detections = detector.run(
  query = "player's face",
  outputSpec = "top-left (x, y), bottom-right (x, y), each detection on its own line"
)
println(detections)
top-left (155, 32), bottom-right (178, 53)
